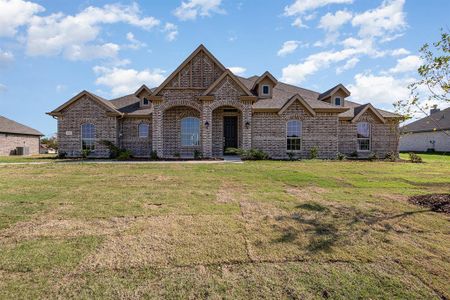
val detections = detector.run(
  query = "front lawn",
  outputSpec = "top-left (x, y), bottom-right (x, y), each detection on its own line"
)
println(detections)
top-left (0, 155), bottom-right (449, 299)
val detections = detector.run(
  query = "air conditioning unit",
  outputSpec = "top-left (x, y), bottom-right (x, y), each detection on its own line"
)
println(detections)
top-left (16, 147), bottom-right (29, 156)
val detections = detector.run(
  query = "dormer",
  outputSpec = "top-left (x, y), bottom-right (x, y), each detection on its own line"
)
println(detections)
top-left (318, 84), bottom-right (350, 107)
top-left (252, 71), bottom-right (278, 98)
top-left (135, 84), bottom-right (153, 108)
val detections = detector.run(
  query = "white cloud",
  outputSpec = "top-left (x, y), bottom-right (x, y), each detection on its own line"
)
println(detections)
top-left (174, 0), bottom-right (224, 21)
top-left (388, 55), bottom-right (422, 73)
top-left (126, 32), bottom-right (146, 49)
top-left (56, 84), bottom-right (67, 92)
top-left (228, 67), bottom-right (246, 75)
top-left (390, 48), bottom-right (410, 56)
top-left (0, 0), bottom-right (44, 37)
top-left (163, 23), bottom-right (178, 41)
top-left (348, 73), bottom-right (413, 105)
top-left (336, 57), bottom-right (359, 74)
top-left (277, 41), bottom-right (302, 57)
top-left (26, 3), bottom-right (160, 60)
top-left (318, 10), bottom-right (352, 32)
top-left (94, 66), bottom-right (166, 96)
top-left (292, 17), bottom-right (308, 29)
top-left (0, 83), bottom-right (7, 92)
top-left (284, 0), bottom-right (353, 16)
top-left (352, 0), bottom-right (406, 39)
top-left (0, 48), bottom-right (14, 66)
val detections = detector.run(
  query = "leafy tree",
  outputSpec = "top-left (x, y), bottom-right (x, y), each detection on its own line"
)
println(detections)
top-left (41, 135), bottom-right (58, 150)
top-left (394, 29), bottom-right (449, 124)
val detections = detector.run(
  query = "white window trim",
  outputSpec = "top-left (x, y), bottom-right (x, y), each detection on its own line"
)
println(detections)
top-left (142, 98), bottom-right (150, 106)
top-left (261, 85), bottom-right (270, 96)
top-left (138, 123), bottom-right (149, 138)
top-left (334, 97), bottom-right (341, 106)
top-left (180, 117), bottom-right (200, 147)
top-left (356, 122), bottom-right (371, 152)
top-left (286, 120), bottom-right (302, 152)
top-left (80, 123), bottom-right (96, 152)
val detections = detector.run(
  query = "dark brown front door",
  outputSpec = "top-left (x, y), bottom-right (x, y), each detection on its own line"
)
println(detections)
top-left (223, 116), bottom-right (238, 152)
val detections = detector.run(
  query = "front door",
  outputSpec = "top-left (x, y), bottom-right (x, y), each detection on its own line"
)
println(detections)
top-left (223, 116), bottom-right (238, 152)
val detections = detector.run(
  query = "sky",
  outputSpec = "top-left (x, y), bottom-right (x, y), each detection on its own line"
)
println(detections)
top-left (0, 0), bottom-right (449, 136)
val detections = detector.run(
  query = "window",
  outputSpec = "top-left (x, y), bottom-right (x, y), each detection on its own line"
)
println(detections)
top-left (262, 85), bottom-right (270, 95)
top-left (138, 123), bottom-right (149, 138)
top-left (81, 123), bottom-right (95, 151)
top-left (335, 97), bottom-right (341, 106)
top-left (181, 117), bottom-right (200, 146)
top-left (143, 98), bottom-right (149, 105)
top-left (357, 122), bottom-right (371, 151)
top-left (286, 120), bottom-right (302, 151)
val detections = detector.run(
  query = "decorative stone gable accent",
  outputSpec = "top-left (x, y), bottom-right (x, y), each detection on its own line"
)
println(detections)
top-left (210, 76), bottom-right (247, 100)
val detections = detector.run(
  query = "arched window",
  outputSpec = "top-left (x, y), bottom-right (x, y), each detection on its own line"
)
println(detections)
top-left (357, 122), bottom-right (371, 151)
top-left (138, 123), bottom-right (149, 138)
top-left (81, 123), bottom-right (95, 151)
top-left (181, 117), bottom-right (200, 146)
top-left (286, 120), bottom-right (302, 151)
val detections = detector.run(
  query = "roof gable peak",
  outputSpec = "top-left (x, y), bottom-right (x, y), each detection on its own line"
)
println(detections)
top-left (319, 84), bottom-right (350, 100)
top-left (278, 94), bottom-right (316, 116)
top-left (251, 71), bottom-right (278, 90)
top-left (203, 69), bottom-right (253, 96)
top-left (352, 103), bottom-right (386, 124)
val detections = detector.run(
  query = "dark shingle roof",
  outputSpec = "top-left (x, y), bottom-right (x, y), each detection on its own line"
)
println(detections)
top-left (401, 107), bottom-right (450, 133)
top-left (0, 116), bottom-right (43, 136)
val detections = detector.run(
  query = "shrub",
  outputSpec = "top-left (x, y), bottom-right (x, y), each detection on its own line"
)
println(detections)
top-left (150, 150), bottom-right (159, 160)
top-left (349, 151), bottom-right (358, 158)
top-left (239, 149), bottom-right (269, 160)
top-left (368, 152), bottom-right (378, 161)
top-left (100, 140), bottom-right (121, 158)
top-left (336, 152), bottom-right (346, 161)
top-left (193, 150), bottom-right (203, 160)
top-left (310, 146), bottom-right (318, 159)
top-left (409, 152), bottom-right (423, 163)
top-left (174, 152), bottom-right (181, 158)
top-left (385, 151), bottom-right (396, 161)
top-left (224, 147), bottom-right (240, 155)
top-left (81, 149), bottom-right (91, 159)
top-left (287, 152), bottom-right (297, 161)
top-left (117, 150), bottom-right (132, 160)
top-left (57, 151), bottom-right (67, 159)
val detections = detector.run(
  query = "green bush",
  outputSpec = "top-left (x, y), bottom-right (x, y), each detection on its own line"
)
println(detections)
top-left (81, 149), bottom-right (91, 159)
top-left (310, 146), bottom-right (318, 159)
top-left (384, 151), bottom-right (396, 161)
top-left (368, 152), bottom-right (378, 161)
top-left (349, 151), bottom-right (358, 158)
top-left (224, 147), bottom-right (240, 155)
top-left (287, 152), bottom-right (298, 161)
top-left (336, 152), bottom-right (346, 161)
top-left (174, 152), bottom-right (181, 158)
top-left (409, 152), bottom-right (423, 163)
top-left (193, 150), bottom-right (203, 160)
top-left (239, 149), bottom-right (269, 160)
top-left (57, 151), bottom-right (67, 159)
top-left (117, 150), bottom-right (132, 160)
top-left (150, 150), bottom-right (159, 160)
top-left (100, 140), bottom-right (121, 158)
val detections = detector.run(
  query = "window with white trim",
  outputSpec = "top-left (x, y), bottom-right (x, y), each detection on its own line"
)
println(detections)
top-left (262, 85), bottom-right (270, 95)
top-left (286, 120), bottom-right (302, 151)
top-left (138, 123), bottom-right (149, 138)
top-left (81, 123), bottom-right (95, 151)
top-left (181, 117), bottom-right (200, 146)
top-left (335, 97), bottom-right (341, 106)
top-left (143, 98), bottom-right (150, 106)
top-left (357, 122), bottom-right (371, 151)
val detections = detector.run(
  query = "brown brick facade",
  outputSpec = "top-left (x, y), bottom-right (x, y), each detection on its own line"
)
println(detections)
top-left (0, 133), bottom-right (40, 156)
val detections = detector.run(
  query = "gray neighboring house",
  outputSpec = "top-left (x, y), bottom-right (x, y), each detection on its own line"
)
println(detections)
top-left (0, 115), bottom-right (43, 156)
top-left (400, 107), bottom-right (450, 152)
top-left (48, 45), bottom-right (402, 159)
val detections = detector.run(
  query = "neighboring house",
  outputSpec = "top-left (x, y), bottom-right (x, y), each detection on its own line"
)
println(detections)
top-left (400, 107), bottom-right (450, 152)
top-left (48, 45), bottom-right (401, 159)
top-left (0, 115), bottom-right (43, 156)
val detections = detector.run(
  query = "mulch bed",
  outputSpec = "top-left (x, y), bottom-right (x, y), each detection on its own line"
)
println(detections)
top-left (408, 194), bottom-right (450, 214)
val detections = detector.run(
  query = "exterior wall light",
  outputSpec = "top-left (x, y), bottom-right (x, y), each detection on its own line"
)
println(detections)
top-left (205, 121), bottom-right (210, 129)
top-left (245, 121), bottom-right (250, 129)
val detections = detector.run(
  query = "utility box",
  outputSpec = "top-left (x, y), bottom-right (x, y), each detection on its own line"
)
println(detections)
top-left (16, 147), bottom-right (30, 156)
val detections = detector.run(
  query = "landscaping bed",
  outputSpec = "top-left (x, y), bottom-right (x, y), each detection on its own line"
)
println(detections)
top-left (409, 193), bottom-right (450, 214)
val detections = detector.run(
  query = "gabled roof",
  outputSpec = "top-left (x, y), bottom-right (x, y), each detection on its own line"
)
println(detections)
top-left (0, 115), bottom-right (43, 136)
top-left (319, 84), bottom-right (350, 100)
top-left (351, 103), bottom-right (386, 124)
top-left (278, 94), bottom-right (316, 116)
top-left (48, 90), bottom-right (122, 116)
top-left (203, 69), bottom-right (253, 96)
top-left (152, 44), bottom-right (226, 96)
top-left (251, 71), bottom-right (278, 90)
top-left (134, 84), bottom-right (152, 97)
top-left (401, 107), bottom-right (450, 133)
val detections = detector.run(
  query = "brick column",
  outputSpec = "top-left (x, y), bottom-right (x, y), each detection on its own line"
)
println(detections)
top-left (242, 103), bottom-right (252, 150)
top-left (152, 102), bottom-right (164, 157)
top-left (201, 101), bottom-right (213, 158)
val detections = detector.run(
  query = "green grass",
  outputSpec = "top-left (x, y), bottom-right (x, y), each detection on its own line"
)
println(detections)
top-left (0, 154), bottom-right (449, 299)
top-left (0, 154), bottom-right (57, 163)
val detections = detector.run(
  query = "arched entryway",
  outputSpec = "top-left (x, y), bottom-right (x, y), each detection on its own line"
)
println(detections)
top-left (211, 105), bottom-right (244, 157)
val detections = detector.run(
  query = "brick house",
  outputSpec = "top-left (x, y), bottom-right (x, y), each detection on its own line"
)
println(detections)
top-left (0, 115), bottom-right (43, 156)
top-left (48, 45), bottom-right (401, 159)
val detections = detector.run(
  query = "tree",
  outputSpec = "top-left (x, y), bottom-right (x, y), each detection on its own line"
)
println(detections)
top-left (394, 29), bottom-right (450, 122)
top-left (41, 135), bottom-right (58, 150)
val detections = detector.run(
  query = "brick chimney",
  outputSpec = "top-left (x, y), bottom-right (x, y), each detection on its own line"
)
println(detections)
top-left (430, 105), bottom-right (440, 115)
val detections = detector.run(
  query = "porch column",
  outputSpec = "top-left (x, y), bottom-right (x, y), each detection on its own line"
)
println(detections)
top-left (201, 99), bottom-right (213, 158)
top-left (151, 99), bottom-right (164, 158)
top-left (242, 104), bottom-right (252, 150)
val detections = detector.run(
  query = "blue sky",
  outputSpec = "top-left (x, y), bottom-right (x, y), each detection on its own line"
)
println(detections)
top-left (0, 0), bottom-right (449, 136)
